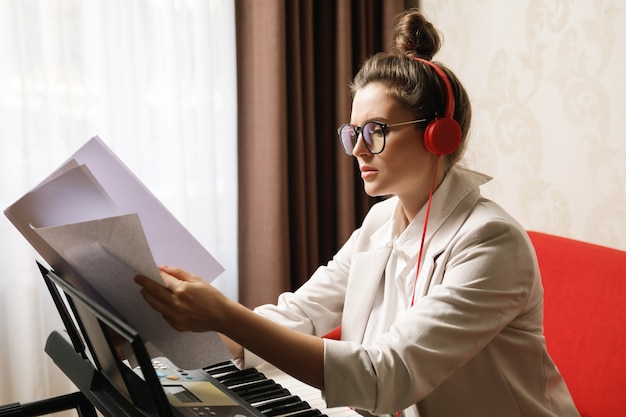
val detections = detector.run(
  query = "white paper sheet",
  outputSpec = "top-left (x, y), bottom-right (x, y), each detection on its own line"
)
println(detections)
top-left (4, 136), bottom-right (231, 369)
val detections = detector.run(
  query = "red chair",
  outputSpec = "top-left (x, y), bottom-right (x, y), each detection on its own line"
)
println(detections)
top-left (528, 231), bottom-right (626, 417)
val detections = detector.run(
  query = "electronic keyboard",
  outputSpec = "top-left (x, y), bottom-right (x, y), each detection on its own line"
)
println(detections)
top-left (155, 357), bottom-right (358, 417)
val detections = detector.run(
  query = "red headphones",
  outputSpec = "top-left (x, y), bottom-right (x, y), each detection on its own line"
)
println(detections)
top-left (413, 58), bottom-right (462, 156)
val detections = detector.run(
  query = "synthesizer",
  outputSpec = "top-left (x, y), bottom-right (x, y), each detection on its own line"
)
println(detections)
top-left (155, 357), bottom-right (358, 417)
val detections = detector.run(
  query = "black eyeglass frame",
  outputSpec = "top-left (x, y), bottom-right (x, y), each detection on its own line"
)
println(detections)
top-left (337, 118), bottom-right (427, 155)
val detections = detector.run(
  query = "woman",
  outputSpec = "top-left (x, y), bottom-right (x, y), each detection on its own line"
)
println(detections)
top-left (136, 9), bottom-right (579, 417)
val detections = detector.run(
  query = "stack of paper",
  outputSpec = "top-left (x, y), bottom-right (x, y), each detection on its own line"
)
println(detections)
top-left (4, 136), bottom-right (231, 369)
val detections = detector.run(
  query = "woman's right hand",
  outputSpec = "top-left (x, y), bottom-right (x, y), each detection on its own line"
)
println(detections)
top-left (135, 265), bottom-right (230, 333)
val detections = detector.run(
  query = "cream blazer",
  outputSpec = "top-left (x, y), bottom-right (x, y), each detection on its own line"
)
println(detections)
top-left (249, 167), bottom-right (580, 417)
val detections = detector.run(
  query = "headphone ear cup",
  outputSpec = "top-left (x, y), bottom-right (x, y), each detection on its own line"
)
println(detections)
top-left (423, 117), bottom-right (462, 156)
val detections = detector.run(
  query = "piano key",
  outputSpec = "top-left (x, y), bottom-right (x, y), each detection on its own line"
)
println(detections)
top-left (204, 361), bottom-right (240, 376)
top-left (230, 378), bottom-right (276, 394)
top-left (223, 373), bottom-right (268, 387)
top-left (255, 394), bottom-right (301, 409)
top-left (215, 367), bottom-right (265, 384)
top-left (262, 400), bottom-right (312, 417)
top-left (284, 409), bottom-right (323, 417)
top-left (243, 387), bottom-right (291, 404)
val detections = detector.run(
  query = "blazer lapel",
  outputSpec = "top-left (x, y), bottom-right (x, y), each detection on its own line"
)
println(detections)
top-left (342, 246), bottom-right (392, 343)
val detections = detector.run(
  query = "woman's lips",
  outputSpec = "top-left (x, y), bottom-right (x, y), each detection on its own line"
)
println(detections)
top-left (360, 165), bottom-right (378, 180)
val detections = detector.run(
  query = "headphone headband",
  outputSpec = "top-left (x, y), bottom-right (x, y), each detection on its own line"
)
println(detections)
top-left (413, 57), bottom-right (455, 119)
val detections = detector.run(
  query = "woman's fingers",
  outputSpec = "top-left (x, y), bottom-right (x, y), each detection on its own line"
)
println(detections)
top-left (135, 277), bottom-right (171, 312)
top-left (135, 267), bottom-right (220, 332)
top-left (159, 265), bottom-right (202, 283)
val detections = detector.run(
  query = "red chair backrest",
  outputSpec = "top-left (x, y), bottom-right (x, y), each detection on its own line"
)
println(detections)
top-left (528, 231), bottom-right (626, 417)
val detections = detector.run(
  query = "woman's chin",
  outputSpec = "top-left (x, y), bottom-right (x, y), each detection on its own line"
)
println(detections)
top-left (363, 183), bottom-right (386, 198)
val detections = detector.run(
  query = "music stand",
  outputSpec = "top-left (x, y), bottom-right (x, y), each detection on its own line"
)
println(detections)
top-left (2, 261), bottom-right (267, 417)
top-left (48, 261), bottom-right (178, 417)
top-left (0, 262), bottom-right (177, 417)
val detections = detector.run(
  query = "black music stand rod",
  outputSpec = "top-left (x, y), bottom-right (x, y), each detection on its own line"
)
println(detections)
top-left (0, 392), bottom-right (96, 417)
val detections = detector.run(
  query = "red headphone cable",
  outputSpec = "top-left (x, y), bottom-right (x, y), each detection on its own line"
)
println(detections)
top-left (395, 155), bottom-right (441, 417)
top-left (409, 154), bottom-right (441, 307)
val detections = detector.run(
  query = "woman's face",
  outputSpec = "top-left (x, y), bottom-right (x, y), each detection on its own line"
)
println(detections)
top-left (350, 82), bottom-right (437, 208)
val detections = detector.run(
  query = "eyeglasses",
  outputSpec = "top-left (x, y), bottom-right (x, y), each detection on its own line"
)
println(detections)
top-left (337, 119), bottom-right (427, 155)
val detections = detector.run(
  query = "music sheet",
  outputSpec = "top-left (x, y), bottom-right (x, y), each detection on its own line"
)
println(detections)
top-left (4, 136), bottom-right (231, 369)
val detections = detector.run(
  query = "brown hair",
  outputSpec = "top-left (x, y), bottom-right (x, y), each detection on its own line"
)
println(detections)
top-left (350, 8), bottom-right (471, 166)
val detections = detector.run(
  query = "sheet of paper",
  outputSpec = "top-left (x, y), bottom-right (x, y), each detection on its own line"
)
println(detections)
top-left (32, 213), bottom-right (163, 283)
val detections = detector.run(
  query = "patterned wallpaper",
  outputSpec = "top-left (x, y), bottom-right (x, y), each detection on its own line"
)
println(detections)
top-left (421, 0), bottom-right (626, 251)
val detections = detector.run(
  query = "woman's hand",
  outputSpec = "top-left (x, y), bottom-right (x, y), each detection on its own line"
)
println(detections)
top-left (135, 265), bottom-right (325, 389)
top-left (134, 265), bottom-right (229, 333)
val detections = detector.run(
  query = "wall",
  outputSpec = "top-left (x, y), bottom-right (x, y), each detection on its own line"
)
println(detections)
top-left (422, 0), bottom-right (626, 250)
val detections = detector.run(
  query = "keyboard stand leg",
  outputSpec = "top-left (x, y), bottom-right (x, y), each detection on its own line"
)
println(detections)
top-left (0, 392), bottom-right (97, 417)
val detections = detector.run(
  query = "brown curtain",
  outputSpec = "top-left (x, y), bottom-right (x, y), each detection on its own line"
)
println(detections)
top-left (236, 0), bottom-right (416, 308)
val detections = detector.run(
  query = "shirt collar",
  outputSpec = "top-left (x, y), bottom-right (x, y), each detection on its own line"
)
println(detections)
top-left (374, 166), bottom-right (492, 257)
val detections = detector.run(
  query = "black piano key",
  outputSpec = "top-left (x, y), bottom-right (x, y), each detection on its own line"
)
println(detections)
top-left (244, 387), bottom-right (291, 404)
top-left (284, 409), bottom-right (323, 417)
top-left (214, 368), bottom-right (263, 383)
top-left (256, 395), bottom-right (301, 411)
top-left (262, 401), bottom-right (312, 417)
top-left (214, 367), bottom-right (259, 379)
top-left (235, 382), bottom-right (284, 398)
top-left (230, 378), bottom-right (276, 394)
top-left (221, 372), bottom-right (267, 387)
top-left (204, 361), bottom-right (240, 375)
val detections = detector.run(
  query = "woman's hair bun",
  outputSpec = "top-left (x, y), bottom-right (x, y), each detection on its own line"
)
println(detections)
top-left (391, 8), bottom-right (441, 61)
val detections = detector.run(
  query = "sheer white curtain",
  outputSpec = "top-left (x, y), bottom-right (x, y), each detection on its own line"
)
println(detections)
top-left (0, 0), bottom-right (237, 407)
